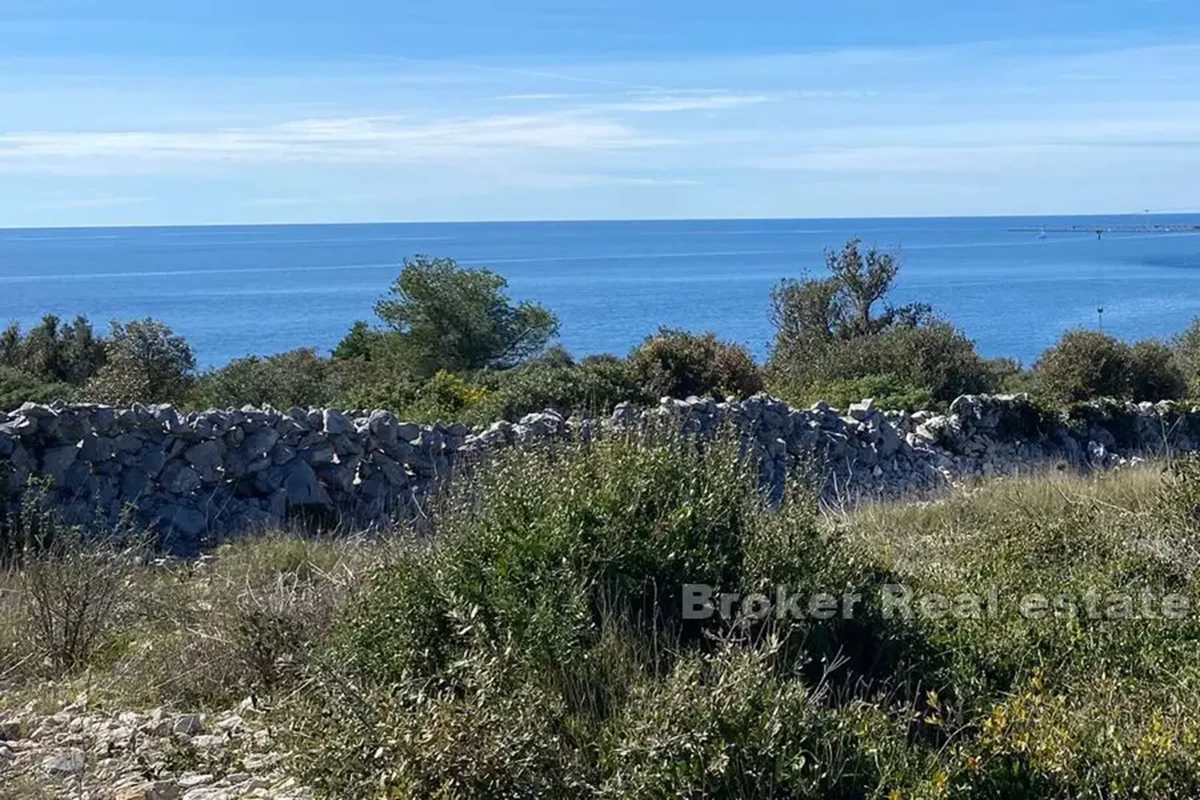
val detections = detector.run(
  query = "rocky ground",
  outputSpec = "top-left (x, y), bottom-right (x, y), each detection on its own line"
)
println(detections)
top-left (0, 695), bottom-right (310, 799)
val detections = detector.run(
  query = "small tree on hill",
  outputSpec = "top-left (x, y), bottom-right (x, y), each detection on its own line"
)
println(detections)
top-left (370, 256), bottom-right (559, 377)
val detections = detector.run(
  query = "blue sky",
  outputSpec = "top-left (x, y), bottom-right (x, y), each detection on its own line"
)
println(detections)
top-left (3, 0), bottom-right (1200, 226)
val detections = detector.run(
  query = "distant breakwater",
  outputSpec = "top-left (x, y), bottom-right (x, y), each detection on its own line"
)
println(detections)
top-left (0, 394), bottom-right (1191, 552)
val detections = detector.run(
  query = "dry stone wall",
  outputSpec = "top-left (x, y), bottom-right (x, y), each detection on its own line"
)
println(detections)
top-left (1, 394), bottom-right (1195, 552)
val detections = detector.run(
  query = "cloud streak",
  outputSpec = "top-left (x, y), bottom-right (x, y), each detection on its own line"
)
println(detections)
top-left (0, 113), bottom-right (673, 171)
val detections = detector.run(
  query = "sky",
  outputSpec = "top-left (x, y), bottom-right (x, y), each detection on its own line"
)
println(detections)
top-left (3, 0), bottom-right (1200, 227)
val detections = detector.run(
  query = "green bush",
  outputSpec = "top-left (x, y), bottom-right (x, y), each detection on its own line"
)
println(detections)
top-left (1173, 318), bottom-right (1200, 397)
top-left (784, 372), bottom-right (933, 411)
top-left (1031, 329), bottom-right (1130, 405)
top-left (628, 328), bottom-right (763, 400)
top-left (1127, 339), bottom-right (1187, 402)
top-left (324, 353), bottom-right (422, 414)
top-left (192, 348), bottom-right (336, 410)
top-left (1030, 331), bottom-right (1185, 405)
top-left (770, 322), bottom-right (998, 409)
top-left (601, 645), bottom-right (913, 798)
top-left (287, 434), bottom-right (770, 792)
top-left (283, 432), bottom-right (949, 796)
top-left (473, 353), bottom-right (645, 422)
top-left (0, 365), bottom-right (71, 411)
top-left (399, 369), bottom-right (488, 423)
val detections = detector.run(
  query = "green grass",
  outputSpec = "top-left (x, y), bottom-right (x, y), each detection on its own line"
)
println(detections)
top-left (7, 443), bottom-right (1200, 797)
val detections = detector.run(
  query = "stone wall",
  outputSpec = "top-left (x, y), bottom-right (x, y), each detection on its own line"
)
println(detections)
top-left (1, 394), bottom-right (1195, 552)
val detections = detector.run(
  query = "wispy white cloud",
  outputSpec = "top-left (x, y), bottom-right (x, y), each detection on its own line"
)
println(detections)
top-left (512, 172), bottom-right (703, 189)
top-left (0, 113), bottom-right (673, 172)
top-left (583, 91), bottom-right (772, 114)
top-left (37, 195), bottom-right (150, 209)
top-left (496, 92), bottom-right (580, 101)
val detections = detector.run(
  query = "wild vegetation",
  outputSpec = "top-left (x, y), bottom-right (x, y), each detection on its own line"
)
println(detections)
top-left (5, 242), bottom-right (1200, 423)
top-left (5, 431), bottom-right (1200, 797)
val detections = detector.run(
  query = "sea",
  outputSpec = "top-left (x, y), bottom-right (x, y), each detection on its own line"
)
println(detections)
top-left (2, 215), bottom-right (1199, 370)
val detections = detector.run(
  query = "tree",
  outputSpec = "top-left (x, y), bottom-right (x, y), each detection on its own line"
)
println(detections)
top-left (766, 239), bottom-right (987, 408)
top-left (332, 320), bottom-right (382, 362)
top-left (0, 315), bottom-right (107, 386)
top-left (770, 239), bottom-right (931, 357)
top-left (83, 319), bottom-right (196, 405)
top-left (371, 256), bottom-right (559, 377)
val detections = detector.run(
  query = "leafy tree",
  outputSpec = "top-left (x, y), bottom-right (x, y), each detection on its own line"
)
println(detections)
top-left (0, 315), bottom-right (107, 386)
top-left (770, 239), bottom-right (931, 359)
top-left (629, 328), bottom-right (763, 400)
top-left (371, 256), bottom-right (559, 376)
top-left (767, 240), bottom-right (991, 407)
top-left (82, 319), bottom-right (196, 405)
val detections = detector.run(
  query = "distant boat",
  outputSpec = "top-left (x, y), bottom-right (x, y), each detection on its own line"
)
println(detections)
top-left (1037, 228), bottom-right (1048, 239)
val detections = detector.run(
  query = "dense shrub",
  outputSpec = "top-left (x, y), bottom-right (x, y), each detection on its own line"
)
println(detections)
top-left (324, 352), bottom-right (423, 414)
top-left (284, 433), bottom-right (944, 796)
top-left (1172, 317), bottom-right (1200, 397)
top-left (1127, 339), bottom-right (1187, 402)
top-left (286, 434), bottom-right (763, 792)
top-left (1031, 330), bottom-right (1186, 405)
top-left (474, 353), bottom-right (645, 422)
top-left (0, 365), bottom-right (71, 411)
top-left (790, 372), bottom-right (933, 411)
top-left (602, 646), bottom-right (912, 798)
top-left (192, 348), bottom-right (336, 410)
top-left (1031, 329), bottom-right (1130, 405)
top-left (771, 321), bottom-right (999, 409)
top-left (628, 328), bottom-right (763, 400)
top-left (399, 369), bottom-right (489, 423)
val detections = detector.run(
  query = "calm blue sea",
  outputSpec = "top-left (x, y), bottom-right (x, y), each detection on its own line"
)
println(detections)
top-left (1, 215), bottom-right (1198, 369)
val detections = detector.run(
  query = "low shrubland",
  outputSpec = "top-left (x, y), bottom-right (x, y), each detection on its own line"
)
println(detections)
top-left (7, 431), bottom-right (1200, 797)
